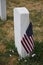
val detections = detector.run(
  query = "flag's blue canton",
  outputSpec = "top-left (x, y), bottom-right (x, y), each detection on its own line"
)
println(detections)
top-left (26, 22), bottom-right (33, 36)
top-left (21, 22), bottom-right (34, 54)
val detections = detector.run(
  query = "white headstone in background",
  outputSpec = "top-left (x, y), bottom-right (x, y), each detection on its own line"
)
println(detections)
top-left (0, 0), bottom-right (6, 20)
top-left (0, 0), bottom-right (1, 17)
top-left (14, 7), bottom-right (30, 58)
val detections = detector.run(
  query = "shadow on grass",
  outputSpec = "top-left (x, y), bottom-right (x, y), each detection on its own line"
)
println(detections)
top-left (7, 15), bottom-right (13, 21)
top-left (0, 19), bottom-right (6, 26)
top-left (34, 41), bottom-right (43, 62)
top-left (0, 15), bottom-right (13, 26)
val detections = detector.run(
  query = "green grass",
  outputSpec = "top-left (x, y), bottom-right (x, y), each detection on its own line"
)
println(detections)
top-left (17, 41), bottom-right (43, 65)
top-left (0, 29), bottom-right (7, 42)
top-left (30, 10), bottom-right (43, 24)
top-left (2, 39), bottom-right (18, 57)
top-left (0, 41), bottom-right (43, 65)
top-left (0, 19), bottom-right (6, 26)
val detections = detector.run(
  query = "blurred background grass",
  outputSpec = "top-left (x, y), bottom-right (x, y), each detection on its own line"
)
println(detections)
top-left (0, 0), bottom-right (43, 65)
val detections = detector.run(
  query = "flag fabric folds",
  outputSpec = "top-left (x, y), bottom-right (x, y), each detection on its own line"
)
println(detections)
top-left (21, 22), bottom-right (34, 54)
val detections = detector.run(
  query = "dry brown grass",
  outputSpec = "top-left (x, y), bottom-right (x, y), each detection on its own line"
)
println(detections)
top-left (0, 43), bottom-right (6, 53)
top-left (6, 0), bottom-right (43, 41)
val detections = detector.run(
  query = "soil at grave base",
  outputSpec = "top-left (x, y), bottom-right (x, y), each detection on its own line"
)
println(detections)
top-left (7, 56), bottom-right (18, 65)
top-left (0, 43), bottom-right (6, 53)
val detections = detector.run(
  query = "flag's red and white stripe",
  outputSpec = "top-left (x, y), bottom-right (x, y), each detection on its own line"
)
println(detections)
top-left (21, 33), bottom-right (34, 53)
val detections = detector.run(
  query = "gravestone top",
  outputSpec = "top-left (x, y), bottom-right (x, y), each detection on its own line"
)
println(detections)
top-left (14, 7), bottom-right (29, 14)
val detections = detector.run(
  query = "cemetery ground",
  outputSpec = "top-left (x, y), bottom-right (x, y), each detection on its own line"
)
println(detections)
top-left (0, 0), bottom-right (43, 65)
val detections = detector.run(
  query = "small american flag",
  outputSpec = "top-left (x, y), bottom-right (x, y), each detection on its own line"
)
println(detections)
top-left (21, 22), bottom-right (34, 54)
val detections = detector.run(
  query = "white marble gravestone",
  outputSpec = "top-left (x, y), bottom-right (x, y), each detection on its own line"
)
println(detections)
top-left (0, 0), bottom-right (1, 17)
top-left (0, 0), bottom-right (6, 20)
top-left (14, 7), bottom-right (30, 58)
